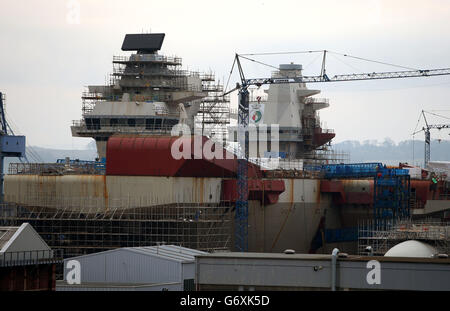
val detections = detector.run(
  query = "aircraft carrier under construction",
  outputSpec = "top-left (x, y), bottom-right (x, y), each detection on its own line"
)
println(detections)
top-left (0, 33), bottom-right (449, 260)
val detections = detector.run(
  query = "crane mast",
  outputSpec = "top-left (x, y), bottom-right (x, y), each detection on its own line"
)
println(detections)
top-left (235, 55), bottom-right (250, 252)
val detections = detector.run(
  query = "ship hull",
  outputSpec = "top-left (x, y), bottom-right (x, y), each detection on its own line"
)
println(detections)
top-left (3, 175), bottom-right (344, 256)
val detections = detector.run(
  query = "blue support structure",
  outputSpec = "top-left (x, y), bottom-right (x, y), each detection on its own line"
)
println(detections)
top-left (235, 158), bottom-right (248, 252)
top-left (373, 168), bottom-right (410, 229)
top-left (321, 162), bottom-right (383, 179)
top-left (235, 83), bottom-right (249, 252)
top-left (317, 162), bottom-right (411, 229)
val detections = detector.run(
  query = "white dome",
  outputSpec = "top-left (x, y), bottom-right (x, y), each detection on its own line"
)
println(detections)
top-left (384, 240), bottom-right (438, 258)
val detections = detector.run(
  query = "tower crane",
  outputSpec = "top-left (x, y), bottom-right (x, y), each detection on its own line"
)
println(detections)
top-left (412, 110), bottom-right (450, 168)
top-left (225, 50), bottom-right (450, 252)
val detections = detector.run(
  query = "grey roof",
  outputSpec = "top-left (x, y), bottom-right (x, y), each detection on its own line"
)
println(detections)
top-left (197, 251), bottom-right (450, 264)
top-left (0, 223), bottom-right (51, 254)
top-left (197, 251), bottom-right (333, 261)
top-left (0, 226), bottom-right (19, 251)
top-left (68, 244), bottom-right (207, 263)
top-left (126, 245), bottom-right (207, 263)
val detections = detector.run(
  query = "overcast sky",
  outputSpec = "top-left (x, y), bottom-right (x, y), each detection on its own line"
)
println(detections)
top-left (0, 0), bottom-right (449, 149)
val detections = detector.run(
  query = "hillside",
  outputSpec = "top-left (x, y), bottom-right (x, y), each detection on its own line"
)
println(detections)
top-left (332, 139), bottom-right (450, 166)
top-left (4, 146), bottom-right (97, 173)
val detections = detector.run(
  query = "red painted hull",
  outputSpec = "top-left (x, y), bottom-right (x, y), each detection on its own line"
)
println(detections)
top-left (106, 135), bottom-right (262, 178)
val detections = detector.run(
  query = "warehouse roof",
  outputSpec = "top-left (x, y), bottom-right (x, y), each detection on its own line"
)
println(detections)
top-left (67, 244), bottom-right (207, 263)
top-left (127, 245), bottom-right (207, 262)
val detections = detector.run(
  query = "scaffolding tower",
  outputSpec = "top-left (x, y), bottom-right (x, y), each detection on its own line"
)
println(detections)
top-left (373, 168), bottom-right (410, 229)
top-left (196, 73), bottom-right (230, 140)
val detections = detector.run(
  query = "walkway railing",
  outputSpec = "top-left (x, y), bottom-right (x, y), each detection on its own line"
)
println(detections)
top-left (0, 249), bottom-right (63, 267)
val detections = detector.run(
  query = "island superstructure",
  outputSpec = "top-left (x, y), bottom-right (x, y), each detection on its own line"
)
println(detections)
top-left (237, 63), bottom-right (335, 163)
top-left (72, 33), bottom-right (228, 159)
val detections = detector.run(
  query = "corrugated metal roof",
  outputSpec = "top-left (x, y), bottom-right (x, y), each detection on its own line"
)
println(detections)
top-left (67, 244), bottom-right (207, 263)
top-left (127, 245), bottom-right (207, 262)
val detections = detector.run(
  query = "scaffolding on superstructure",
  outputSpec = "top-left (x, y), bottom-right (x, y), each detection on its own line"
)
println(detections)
top-left (0, 200), bottom-right (232, 259)
top-left (304, 147), bottom-right (350, 165)
top-left (80, 55), bottom-right (230, 143)
top-left (195, 72), bottom-right (230, 141)
top-left (80, 51), bottom-right (191, 117)
top-left (358, 218), bottom-right (450, 256)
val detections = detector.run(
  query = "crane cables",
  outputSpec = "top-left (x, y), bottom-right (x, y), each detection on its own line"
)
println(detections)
top-left (239, 49), bottom-right (419, 71)
top-left (239, 50), bottom-right (325, 56)
top-left (423, 110), bottom-right (450, 121)
top-left (327, 50), bottom-right (419, 71)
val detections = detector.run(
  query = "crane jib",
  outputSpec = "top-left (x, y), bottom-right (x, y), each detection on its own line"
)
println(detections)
top-left (245, 68), bottom-right (450, 86)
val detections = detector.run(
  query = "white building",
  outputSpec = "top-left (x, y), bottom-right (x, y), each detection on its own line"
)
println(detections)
top-left (57, 244), bottom-right (206, 291)
top-left (0, 222), bottom-right (53, 263)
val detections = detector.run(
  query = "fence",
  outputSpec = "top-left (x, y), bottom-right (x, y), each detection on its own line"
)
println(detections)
top-left (113, 54), bottom-right (182, 65)
top-left (0, 249), bottom-right (63, 267)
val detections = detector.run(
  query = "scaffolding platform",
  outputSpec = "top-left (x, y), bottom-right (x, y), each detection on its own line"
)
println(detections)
top-left (358, 218), bottom-right (450, 256)
top-left (0, 202), bottom-right (232, 259)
